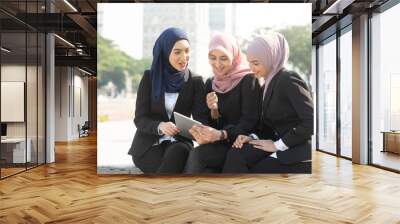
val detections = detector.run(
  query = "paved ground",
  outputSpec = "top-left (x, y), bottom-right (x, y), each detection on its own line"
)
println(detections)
top-left (97, 120), bottom-right (141, 174)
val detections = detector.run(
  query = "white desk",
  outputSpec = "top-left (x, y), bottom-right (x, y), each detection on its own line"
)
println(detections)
top-left (1, 138), bottom-right (31, 163)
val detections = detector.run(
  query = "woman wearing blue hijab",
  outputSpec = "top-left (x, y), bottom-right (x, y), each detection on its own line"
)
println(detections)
top-left (128, 27), bottom-right (209, 174)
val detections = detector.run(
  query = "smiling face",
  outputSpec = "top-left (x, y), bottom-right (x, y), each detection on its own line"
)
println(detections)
top-left (246, 54), bottom-right (270, 79)
top-left (208, 49), bottom-right (233, 78)
top-left (169, 39), bottom-right (190, 71)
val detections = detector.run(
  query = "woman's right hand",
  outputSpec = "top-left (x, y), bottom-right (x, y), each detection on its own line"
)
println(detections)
top-left (206, 92), bottom-right (218, 110)
top-left (189, 125), bottom-right (207, 144)
top-left (158, 122), bottom-right (180, 136)
top-left (232, 134), bottom-right (251, 149)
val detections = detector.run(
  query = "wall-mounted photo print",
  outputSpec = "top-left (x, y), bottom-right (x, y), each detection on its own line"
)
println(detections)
top-left (97, 3), bottom-right (312, 175)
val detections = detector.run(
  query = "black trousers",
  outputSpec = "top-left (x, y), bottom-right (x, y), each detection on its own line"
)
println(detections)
top-left (184, 141), bottom-right (228, 174)
top-left (132, 141), bottom-right (192, 174)
top-left (222, 144), bottom-right (311, 173)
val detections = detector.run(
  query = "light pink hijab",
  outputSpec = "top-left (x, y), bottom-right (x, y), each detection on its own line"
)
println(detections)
top-left (209, 33), bottom-right (251, 94)
top-left (246, 31), bottom-right (289, 98)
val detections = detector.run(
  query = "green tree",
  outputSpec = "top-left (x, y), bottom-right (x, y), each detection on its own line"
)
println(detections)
top-left (279, 26), bottom-right (311, 79)
top-left (98, 68), bottom-right (125, 91)
top-left (98, 36), bottom-right (129, 93)
top-left (97, 36), bottom-right (151, 94)
top-left (130, 57), bottom-right (152, 92)
top-left (240, 25), bottom-right (311, 83)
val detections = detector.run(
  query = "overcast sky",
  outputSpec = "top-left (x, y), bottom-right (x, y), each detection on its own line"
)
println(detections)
top-left (98, 3), bottom-right (310, 59)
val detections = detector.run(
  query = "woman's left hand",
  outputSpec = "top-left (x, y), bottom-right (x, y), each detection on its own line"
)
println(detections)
top-left (249, 139), bottom-right (278, 152)
top-left (189, 125), bottom-right (221, 144)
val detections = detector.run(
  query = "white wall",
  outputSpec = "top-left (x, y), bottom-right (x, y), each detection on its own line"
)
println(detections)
top-left (55, 67), bottom-right (89, 141)
top-left (1, 82), bottom-right (24, 122)
top-left (1, 65), bottom-right (27, 138)
top-left (55, 66), bottom-right (69, 141)
top-left (1, 63), bottom-right (46, 163)
top-left (72, 73), bottom-right (89, 138)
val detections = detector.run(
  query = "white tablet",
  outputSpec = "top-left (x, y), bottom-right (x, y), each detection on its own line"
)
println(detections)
top-left (174, 112), bottom-right (202, 140)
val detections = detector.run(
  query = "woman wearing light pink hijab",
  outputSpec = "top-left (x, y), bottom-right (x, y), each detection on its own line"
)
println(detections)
top-left (223, 31), bottom-right (314, 173)
top-left (184, 33), bottom-right (261, 174)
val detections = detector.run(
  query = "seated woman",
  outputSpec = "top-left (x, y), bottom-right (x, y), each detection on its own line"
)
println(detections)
top-left (223, 31), bottom-right (314, 173)
top-left (184, 33), bottom-right (261, 174)
top-left (128, 27), bottom-right (209, 174)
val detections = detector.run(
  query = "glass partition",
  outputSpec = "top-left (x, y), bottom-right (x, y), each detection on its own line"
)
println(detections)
top-left (371, 3), bottom-right (400, 171)
top-left (1, 30), bottom-right (28, 177)
top-left (317, 35), bottom-right (337, 155)
top-left (0, 1), bottom-right (46, 179)
top-left (339, 27), bottom-right (352, 158)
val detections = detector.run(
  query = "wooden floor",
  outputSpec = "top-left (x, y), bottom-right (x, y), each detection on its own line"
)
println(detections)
top-left (372, 150), bottom-right (400, 171)
top-left (1, 135), bottom-right (400, 223)
top-left (1, 163), bottom-right (46, 178)
top-left (1, 167), bottom-right (26, 178)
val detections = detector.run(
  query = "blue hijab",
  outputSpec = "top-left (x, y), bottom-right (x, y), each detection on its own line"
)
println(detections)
top-left (150, 27), bottom-right (189, 102)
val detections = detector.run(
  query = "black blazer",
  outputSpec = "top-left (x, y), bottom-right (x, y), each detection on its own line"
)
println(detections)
top-left (128, 69), bottom-right (209, 158)
top-left (259, 69), bottom-right (314, 164)
top-left (206, 74), bottom-right (261, 144)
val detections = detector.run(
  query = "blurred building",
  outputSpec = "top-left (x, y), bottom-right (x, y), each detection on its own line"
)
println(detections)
top-left (142, 3), bottom-right (210, 76)
top-left (97, 8), bottom-right (104, 34)
top-left (209, 3), bottom-right (236, 36)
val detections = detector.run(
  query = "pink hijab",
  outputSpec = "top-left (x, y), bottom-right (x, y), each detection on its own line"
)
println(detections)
top-left (209, 33), bottom-right (251, 94)
top-left (246, 31), bottom-right (289, 98)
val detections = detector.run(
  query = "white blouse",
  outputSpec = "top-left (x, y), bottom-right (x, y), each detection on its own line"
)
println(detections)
top-left (164, 93), bottom-right (179, 119)
top-left (158, 93), bottom-right (179, 144)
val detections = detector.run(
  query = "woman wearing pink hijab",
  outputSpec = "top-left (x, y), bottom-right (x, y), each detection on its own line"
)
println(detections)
top-left (223, 31), bottom-right (314, 173)
top-left (184, 33), bottom-right (261, 174)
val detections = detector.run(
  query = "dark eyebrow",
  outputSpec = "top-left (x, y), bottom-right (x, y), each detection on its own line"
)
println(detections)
top-left (173, 47), bottom-right (189, 51)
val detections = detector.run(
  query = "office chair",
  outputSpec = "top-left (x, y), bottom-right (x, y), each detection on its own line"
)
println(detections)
top-left (79, 121), bottom-right (90, 138)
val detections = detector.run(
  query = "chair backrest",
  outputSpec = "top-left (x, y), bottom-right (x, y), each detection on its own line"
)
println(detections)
top-left (82, 121), bottom-right (90, 129)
